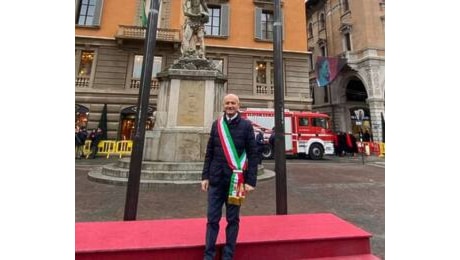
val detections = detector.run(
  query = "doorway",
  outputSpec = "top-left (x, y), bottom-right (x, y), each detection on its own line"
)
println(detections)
top-left (119, 106), bottom-right (155, 140)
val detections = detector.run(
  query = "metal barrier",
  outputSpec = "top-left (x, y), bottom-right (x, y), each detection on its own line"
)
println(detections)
top-left (83, 140), bottom-right (92, 156)
top-left (116, 140), bottom-right (133, 158)
top-left (83, 140), bottom-right (133, 159)
top-left (97, 141), bottom-right (117, 158)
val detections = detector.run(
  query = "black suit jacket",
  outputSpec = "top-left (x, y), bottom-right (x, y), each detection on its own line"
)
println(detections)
top-left (202, 113), bottom-right (258, 187)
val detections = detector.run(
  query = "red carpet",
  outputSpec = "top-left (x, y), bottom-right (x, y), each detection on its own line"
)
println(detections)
top-left (76, 213), bottom-right (379, 259)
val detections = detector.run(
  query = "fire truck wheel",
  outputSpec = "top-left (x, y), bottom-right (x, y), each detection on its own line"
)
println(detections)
top-left (308, 143), bottom-right (324, 160)
top-left (262, 144), bottom-right (273, 159)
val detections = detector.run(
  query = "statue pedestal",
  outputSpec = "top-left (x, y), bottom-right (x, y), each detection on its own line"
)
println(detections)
top-left (144, 67), bottom-right (226, 161)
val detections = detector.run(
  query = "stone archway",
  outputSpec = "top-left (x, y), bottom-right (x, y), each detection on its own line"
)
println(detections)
top-left (344, 77), bottom-right (370, 136)
top-left (345, 77), bottom-right (368, 102)
top-left (330, 72), bottom-right (369, 134)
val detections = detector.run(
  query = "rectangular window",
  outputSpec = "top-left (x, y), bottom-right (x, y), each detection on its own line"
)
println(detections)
top-left (204, 4), bottom-right (229, 37)
top-left (78, 51), bottom-right (94, 77)
top-left (299, 118), bottom-right (309, 127)
top-left (76, 0), bottom-right (103, 26)
top-left (132, 55), bottom-right (162, 78)
top-left (312, 117), bottom-right (329, 129)
top-left (255, 7), bottom-right (283, 41)
top-left (255, 60), bottom-right (275, 95)
top-left (319, 13), bottom-right (325, 30)
top-left (261, 10), bottom-right (274, 40)
top-left (76, 50), bottom-right (95, 88)
top-left (309, 54), bottom-right (314, 71)
top-left (310, 84), bottom-right (315, 105)
top-left (130, 55), bottom-right (162, 90)
top-left (320, 46), bottom-right (327, 57)
top-left (344, 33), bottom-right (352, 51)
top-left (205, 6), bottom-right (221, 36)
top-left (320, 46), bottom-right (328, 102)
top-left (324, 84), bottom-right (329, 103)
top-left (342, 0), bottom-right (350, 12)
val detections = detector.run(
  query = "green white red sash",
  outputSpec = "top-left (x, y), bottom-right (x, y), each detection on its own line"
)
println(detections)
top-left (217, 116), bottom-right (248, 171)
top-left (217, 116), bottom-right (247, 205)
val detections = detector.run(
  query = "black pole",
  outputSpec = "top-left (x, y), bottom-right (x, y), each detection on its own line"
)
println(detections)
top-left (124, 0), bottom-right (160, 221)
top-left (273, 0), bottom-right (287, 215)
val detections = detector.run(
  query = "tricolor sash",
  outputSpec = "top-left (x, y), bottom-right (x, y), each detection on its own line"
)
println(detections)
top-left (217, 116), bottom-right (247, 206)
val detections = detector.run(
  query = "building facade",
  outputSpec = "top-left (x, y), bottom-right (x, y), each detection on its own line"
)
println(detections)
top-left (75, 0), bottom-right (311, 139)
top-left (306, 0), bottom-right (385, 142)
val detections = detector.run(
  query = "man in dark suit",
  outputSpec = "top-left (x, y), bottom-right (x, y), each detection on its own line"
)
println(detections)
top-left (201, 93), bottom-right (258, 260)
top-left (255, 128), bottom-right (265, 164)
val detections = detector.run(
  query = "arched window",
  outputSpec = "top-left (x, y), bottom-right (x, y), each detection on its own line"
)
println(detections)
top-left (308, 22), bottom-right (313, 38)
top-left (319, 13), bottom-right (325, 30)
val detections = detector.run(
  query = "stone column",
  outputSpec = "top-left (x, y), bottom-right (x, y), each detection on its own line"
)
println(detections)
top-left (367, 97), bottom-right (385, 142)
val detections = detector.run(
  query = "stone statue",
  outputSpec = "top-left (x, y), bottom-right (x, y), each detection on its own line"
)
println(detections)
top-left (181, 0), bottom-right (209, 59)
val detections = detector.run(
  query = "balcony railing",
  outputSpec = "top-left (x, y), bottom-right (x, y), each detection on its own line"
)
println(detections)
top-left (255, 84), bottom-right (274, 95)
top-left (76, 76), bottom-right (90, 88)
top-left (130, 78), bottom-right (160, 93)
top-left (75, 76), bottom-right (160, 93)
top-left (115, 25), bottom-right (181, 42)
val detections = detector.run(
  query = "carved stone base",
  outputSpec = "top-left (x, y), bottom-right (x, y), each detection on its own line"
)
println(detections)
top-left (143, 128), bottom-right (208, 162)
top-left (170, 57), bottom-right (217, 71)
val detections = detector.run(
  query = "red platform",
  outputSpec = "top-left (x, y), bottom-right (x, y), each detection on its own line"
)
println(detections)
top-left (76, 213), bottom-right (380, 260)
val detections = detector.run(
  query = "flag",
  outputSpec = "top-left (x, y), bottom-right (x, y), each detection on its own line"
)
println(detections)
top-left (315, 56), bottom-right (347, 87)
top-left (141, 0), bottom-right (151, 27)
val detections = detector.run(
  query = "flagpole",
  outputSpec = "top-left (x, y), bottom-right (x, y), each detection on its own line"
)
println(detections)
top-left (124, 0), bottom-right (160, 221)
top-left (273, 0), bottom-right (287, 215)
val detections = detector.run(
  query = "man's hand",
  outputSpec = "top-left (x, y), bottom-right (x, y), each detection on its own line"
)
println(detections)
top-left (201, 180), bottom-right (209, 192)
top-left (244, 184), bottom-right (255, 193)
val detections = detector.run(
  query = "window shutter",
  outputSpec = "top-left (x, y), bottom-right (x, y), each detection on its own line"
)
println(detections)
top-left (220, 4), bottom-right (229, 37)
top-left (255, 7), bottom-right (262, 39)
top-left (92, 0), bottom-right (104, 26)
top-left (75, 0), bottom-right (81, 23)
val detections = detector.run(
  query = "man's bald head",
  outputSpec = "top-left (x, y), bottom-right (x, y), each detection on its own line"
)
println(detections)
top-left (223, 93), bottom-right (240, 117)
top-left (224, 94), bottom-right (240, 103)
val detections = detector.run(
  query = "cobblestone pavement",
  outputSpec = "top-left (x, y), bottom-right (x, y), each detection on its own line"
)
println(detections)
top-left (76, 155), bottom-right (385, 259)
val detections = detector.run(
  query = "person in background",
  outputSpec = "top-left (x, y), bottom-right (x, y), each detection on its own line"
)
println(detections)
top-left (333, 131), bottom-right (340, 156)
top-left (201, 93), bottom-right (258, 260)
top-left (76, 127), bottom-right (88, 159)
top-left (89, 128), bottom-right (103, 159)
top-left (75, 126), bottom-right (82, 159)
top-left (345, 131), bottom-right (354, 157)
top-left (363, 129), bottom-right (372, 142)
top-left (255, 128), bottom-right (265, 165)
top-left (269, 127), bottom-right (275, 152)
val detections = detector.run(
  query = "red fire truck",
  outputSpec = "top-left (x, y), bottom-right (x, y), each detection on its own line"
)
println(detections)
top-left (240, 109), bottom-right (335, 160)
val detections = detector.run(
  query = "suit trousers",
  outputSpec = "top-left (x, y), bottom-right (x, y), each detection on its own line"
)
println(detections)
top-left (204, 183), bottom-right (240, 260)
